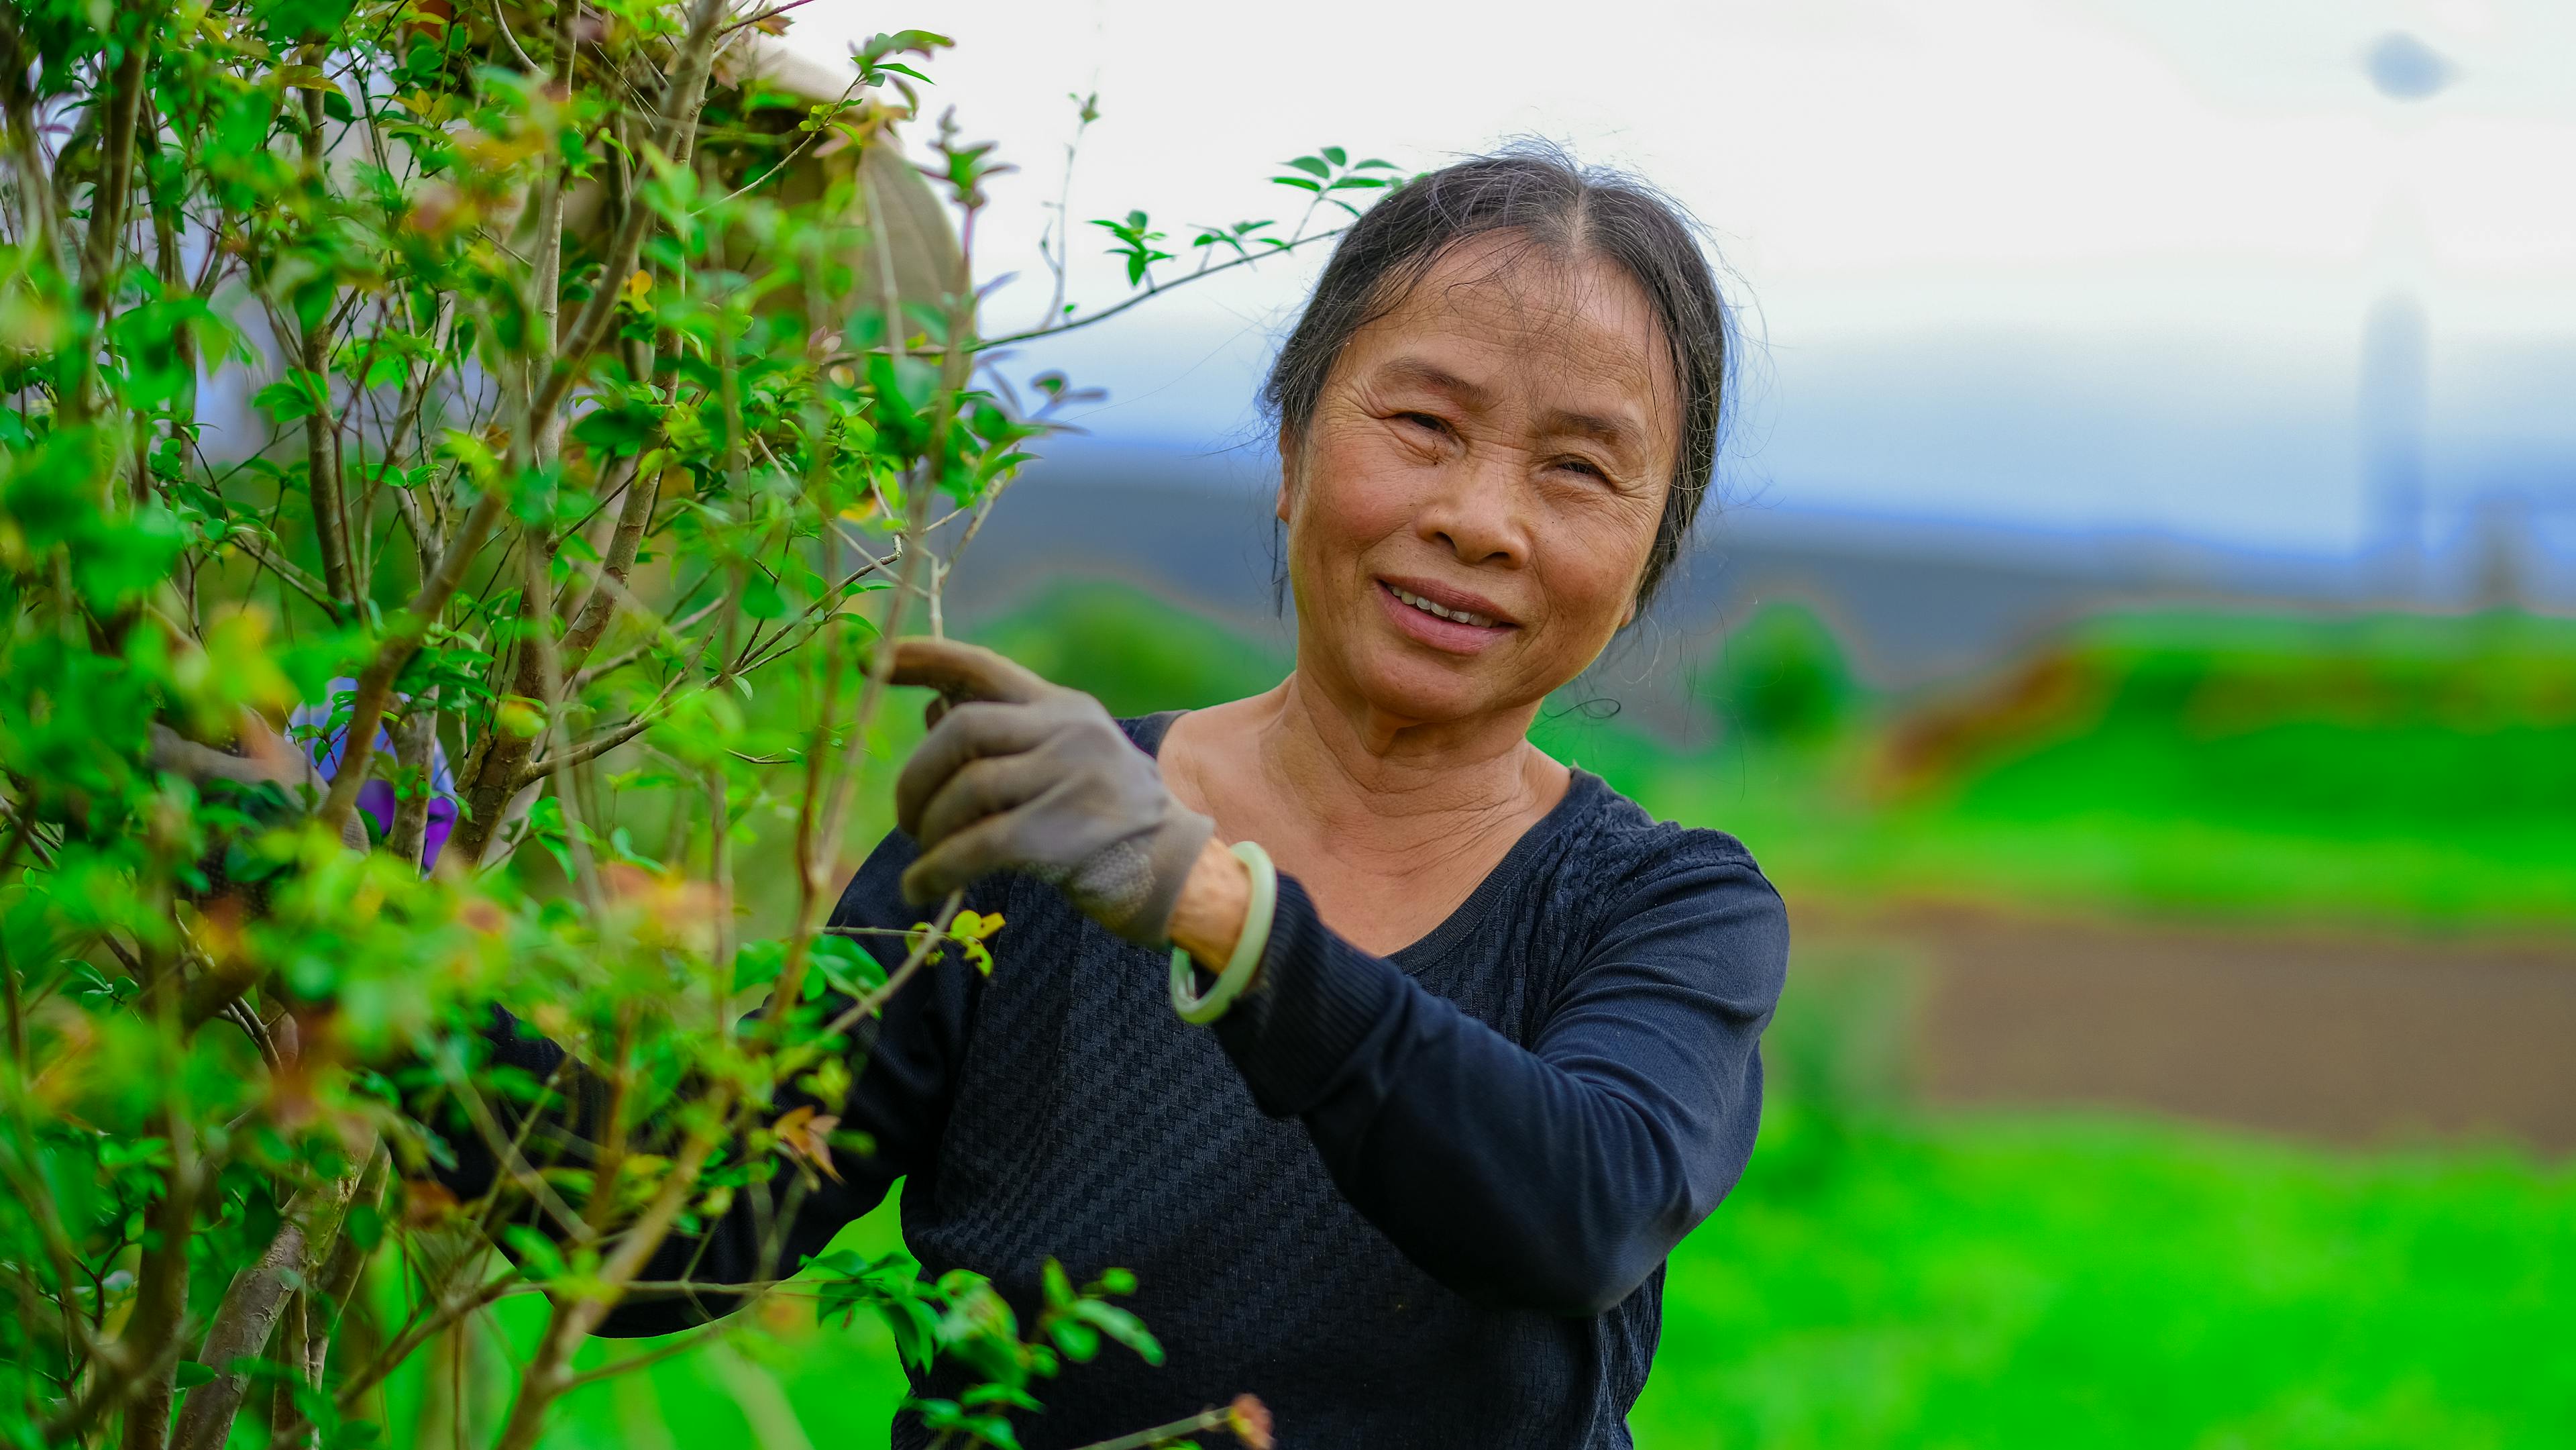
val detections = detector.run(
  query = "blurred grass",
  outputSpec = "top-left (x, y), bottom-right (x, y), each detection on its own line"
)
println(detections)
top-left (1631, 1108), bottom-right (2576, 1449)
top-left (449, 580), bottom-right (2576, 1447)
top-left (1658, 753), bottom-right (2576, 931)
top-left (1657, 605), bottom-right (2576, 930)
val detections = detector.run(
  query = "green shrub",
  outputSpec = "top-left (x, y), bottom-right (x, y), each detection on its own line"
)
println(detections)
top-left (973, 581), bottom-right (1287, 715)
top-left (0, 8), bottom-right (1384, 1447)
top-left (1705, 602), bottom-right (1858, 745)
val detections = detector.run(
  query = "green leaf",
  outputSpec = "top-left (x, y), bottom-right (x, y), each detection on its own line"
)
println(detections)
top-left (500, 1225), bottom-right (566, 1282)
top-left (1049, 1318), bottom-right (1100, 1362)
top-left (252, 370), bottom-right (328, 423)
top-left (174, 1362), bottom-right (217, 1390)
top-left (572, 401), bottom-right (659, 456)
top-left (733, 939), bottom-right (787, 990)
top-left (1072, 1299), bottom-right (1164, 1365)
top-left (1284, 154), bottom-right (1332, 178)
top-left (880, 1298), bottom-right (941, 1370)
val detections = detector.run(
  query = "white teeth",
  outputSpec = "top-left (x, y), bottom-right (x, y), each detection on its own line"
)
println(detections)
top-left (1389, 585), bottom-right (1498, 628)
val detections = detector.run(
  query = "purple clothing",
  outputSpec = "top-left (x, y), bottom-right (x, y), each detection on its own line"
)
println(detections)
top-left (290, 678), bottom-right (457, 869)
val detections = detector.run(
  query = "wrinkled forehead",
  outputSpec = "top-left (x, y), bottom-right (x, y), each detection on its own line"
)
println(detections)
top-left (1337, 232), bottom-right (1681, 446)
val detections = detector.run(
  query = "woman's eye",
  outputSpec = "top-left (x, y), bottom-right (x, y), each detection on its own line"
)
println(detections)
top-left (1555, 457), bottom-right (1607, 480)
top-left (1394, 411), bottom-right (1447, 434)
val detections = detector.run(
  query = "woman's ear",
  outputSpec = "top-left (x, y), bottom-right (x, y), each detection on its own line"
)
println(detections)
top-left (1275, 431), bottom-right (1301, 525)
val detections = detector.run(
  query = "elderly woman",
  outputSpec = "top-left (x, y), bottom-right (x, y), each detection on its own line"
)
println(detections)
top-left (614, 150), bottom-right (1785, 1445)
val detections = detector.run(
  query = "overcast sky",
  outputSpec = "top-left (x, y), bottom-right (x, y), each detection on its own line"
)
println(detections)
top-left (786, 0), bottom-right (2576, 556)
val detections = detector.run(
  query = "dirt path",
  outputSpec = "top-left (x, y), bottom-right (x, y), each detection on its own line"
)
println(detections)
top-left (1799, 902), bottom-right (2576, 1153)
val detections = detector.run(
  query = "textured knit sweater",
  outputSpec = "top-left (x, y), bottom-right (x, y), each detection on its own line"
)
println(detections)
top-left (517, 713), bottom-right (1788, 1447)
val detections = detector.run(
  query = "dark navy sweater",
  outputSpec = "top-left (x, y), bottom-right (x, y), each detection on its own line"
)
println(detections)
top-left (529, 714), bottom-right (1788, 1447)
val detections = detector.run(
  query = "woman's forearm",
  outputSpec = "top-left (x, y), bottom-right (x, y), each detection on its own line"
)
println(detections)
top-left (1206, 864), bottom-right (1785, 1315)
top-left (1165, 834), bottom-right (1254, 968)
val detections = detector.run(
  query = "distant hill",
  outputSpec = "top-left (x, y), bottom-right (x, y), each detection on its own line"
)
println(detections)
top-left (941, 444), bottom-right (2555, 743)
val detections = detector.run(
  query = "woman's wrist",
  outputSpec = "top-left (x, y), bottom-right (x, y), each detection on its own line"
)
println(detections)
top-left (1166, 833), bottom-right (1254, 968)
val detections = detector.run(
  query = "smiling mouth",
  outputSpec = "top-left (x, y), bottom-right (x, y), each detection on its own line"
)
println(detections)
top-left (1383, 582), bottom-right (1509, 629)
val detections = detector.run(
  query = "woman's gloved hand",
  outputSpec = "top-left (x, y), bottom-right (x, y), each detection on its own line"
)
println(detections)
top-left (883, 638), bottom-right (1216, 947)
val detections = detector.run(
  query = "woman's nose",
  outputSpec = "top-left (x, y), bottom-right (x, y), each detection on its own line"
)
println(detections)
top-left (1417, 451), bottom-right (1532, 568)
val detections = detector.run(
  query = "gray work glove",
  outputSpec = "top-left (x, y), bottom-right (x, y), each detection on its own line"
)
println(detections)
top-left (884, 638), bottom-right (1216, 947)
top-left (150, 715), bottom-right (370, 853)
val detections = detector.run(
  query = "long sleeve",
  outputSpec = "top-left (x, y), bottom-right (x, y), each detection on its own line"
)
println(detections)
top-left (1210, 852), bottom-right (1788, 1317)
top-left (444, 829), bottom-right (980, 1337)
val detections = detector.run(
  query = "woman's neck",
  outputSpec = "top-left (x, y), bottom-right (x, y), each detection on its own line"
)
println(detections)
top-left (1159, 665), bottom-right (1573, 953)
top-left (1210, 667), bottom-right (1568, 870)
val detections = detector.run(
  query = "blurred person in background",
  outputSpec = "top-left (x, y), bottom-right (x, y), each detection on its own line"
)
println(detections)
top-left (472, 148), bottom-right (1788, 1448)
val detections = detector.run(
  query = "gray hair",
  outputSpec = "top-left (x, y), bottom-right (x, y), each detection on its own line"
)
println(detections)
top-left (1262, 144), bottom-right (1736, 606)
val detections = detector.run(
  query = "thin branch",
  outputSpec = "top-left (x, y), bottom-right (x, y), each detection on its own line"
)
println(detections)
top-left (529, 0), bottom-right (731, 424)
top-left (557, 451), bottom-right (653, 666)
top-left (976, 226), bottom-right (1346, 352)
top-left (519, 539), bottom-right (605, 914)
top-left (41, 1329), bottom-right (188, 1449)
top-left (1033, 90), bottom-right (1098, 331)
top-left (519, 546), bottom-right (898, 788)
top-left (327, 1273), bottom-right (516, 1418)
top-left (1065, 1404), bottom-right (1250, 1450)
top-left (315, 489), bottom-right (507, 838)
top-left (168, 1157), bottom-right (371, 1450)
top-left (716, 0), bottom-right (815, 38)
top-left (517, 710), bottom-right (659, 785)
top-left (553, 1312), bottom-right (743, 1392)
top-left (691, 66), bottom-right (858, 213)
top-left (223, 533), bottom-right (339, 616)
top-left (70, 1), bottom-right (168, 419)
top-left (802, 890), bottom-right (962, 1058)
top-left (483, 1089), bottom-right (737, 1450)
top-left (488, 0), bottom-right (541, 72)
top-left (435, 1055), bottom-right (594, 1245)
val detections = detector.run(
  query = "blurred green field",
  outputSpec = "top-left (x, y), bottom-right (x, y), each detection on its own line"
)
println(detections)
top-left (439, 580), bottom-right (2576, 1448)
top-left (1662, 604), bottom-right (2576, 930)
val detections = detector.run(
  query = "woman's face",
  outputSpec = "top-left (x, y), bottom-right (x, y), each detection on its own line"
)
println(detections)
top-left (1281, 234), bottom-right (1680, 730)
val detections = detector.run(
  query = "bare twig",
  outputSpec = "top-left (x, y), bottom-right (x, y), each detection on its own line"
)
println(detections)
top-left (258, 1151), bottom-right (391, 1450)
top-left (519, 540), bottom-right (604, 913)
top-left (225, 532), bottom-right (341, 615)
top-left (557, 453), bottom-right (652, 665)
top-left (70, 2), bottom-right (168, 419)
top-left (1066, 1398), bottom-right (1268, 1450)
top-left (1033, 90), bottom-right (1097, 332)
top-left (169, 1157), bottom-right (371, 1450)
top-left (434, 1054), bottom-right (594, 1245)
top-left (553, 1308), bottom-right (741, 1392)
top-left (314, 490), bottom-right (507, 839)
top-left (482, 1093), bottom-right (736, 1450)
top-left (529, 0), bottom-right (731, 424)
top-left (977, 225), bottom-right (1345, 353)
top-left (714, 0), bottom-right (814, 38)
top-left (327, 1272), bottom-right (517, 1418)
